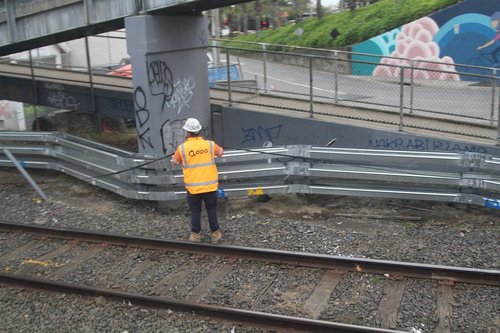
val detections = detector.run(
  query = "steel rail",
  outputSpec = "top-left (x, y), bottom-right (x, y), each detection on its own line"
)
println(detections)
top-left (0, 273), bottom-right (403, 333)
top-left (0, 221), bottom-right (498, 286)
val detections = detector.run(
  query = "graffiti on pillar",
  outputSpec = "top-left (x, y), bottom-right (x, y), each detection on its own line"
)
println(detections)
top-left (134, 87), bottom-right (154, 150)
top-left (198, 29), bottom-right (208, 46)
top-left (161, 118), bottom-right (186, 155)
top-left (165, 77), bottom-right (195, 114)
top-left (146, 58), bottom-right (196, 115)
top-left (44, 82), bottom-right (80, 110)
top-left (147, 60), bottom-right (174, 111)
top-left (161, 118), bottom-right (208, 155)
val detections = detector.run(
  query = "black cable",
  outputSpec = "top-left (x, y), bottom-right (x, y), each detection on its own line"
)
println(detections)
top-left (82, 153), bottom-right (174, 182)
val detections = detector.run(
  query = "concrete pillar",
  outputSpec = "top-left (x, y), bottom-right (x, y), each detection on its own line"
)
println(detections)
top-left (125, 15), bottom-right (210, 155)
top-left (5, 0), bottom-right (18, 43)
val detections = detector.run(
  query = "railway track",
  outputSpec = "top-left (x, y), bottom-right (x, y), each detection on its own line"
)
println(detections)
top-left (0, 221), bottom-right (498, 333)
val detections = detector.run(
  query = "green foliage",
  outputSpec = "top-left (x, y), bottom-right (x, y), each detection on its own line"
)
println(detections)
top-left (398, 220), bottom-right (417, 229)
top-left (230, 0), bottom-right (460, 49)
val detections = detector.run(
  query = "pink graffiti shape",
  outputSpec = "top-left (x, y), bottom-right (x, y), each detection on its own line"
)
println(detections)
top-left (373, 17), bottom-right (460, 81)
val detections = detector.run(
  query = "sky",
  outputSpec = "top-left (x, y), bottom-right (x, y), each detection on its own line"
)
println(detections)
top-left (320, 0), bottom-right (340, 8)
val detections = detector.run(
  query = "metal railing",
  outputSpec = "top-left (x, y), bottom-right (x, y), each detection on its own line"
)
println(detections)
top-left (208, 43), bottom-right (500, 143)
top-left (1, 131), bottom-right (499, 209)
top-left (1, 40), bottom-right (499, 143)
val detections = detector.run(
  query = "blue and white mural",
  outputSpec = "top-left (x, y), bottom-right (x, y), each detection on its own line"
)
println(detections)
top-left (352, 0), bottom-right (499, 81)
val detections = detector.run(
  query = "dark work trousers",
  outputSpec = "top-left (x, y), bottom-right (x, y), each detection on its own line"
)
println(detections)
top-left (187, 191), bottom-right (219, 233)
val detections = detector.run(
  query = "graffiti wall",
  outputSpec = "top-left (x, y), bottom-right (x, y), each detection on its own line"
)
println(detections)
top-left (352, 0), bottom-right (499, 81)
top-left (218, 106), bottom-right (500, 156)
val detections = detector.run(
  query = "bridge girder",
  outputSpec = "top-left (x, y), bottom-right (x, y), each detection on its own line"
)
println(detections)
top-left (0, 0), bottom-right (252, 57)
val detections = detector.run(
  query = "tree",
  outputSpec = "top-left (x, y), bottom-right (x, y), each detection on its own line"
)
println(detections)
top-left (316, 0), bottom-right (323, 20)
top-left (271, 0), bottom-right (278, 28)
top-left (242, 3), bottom-right (249, 33)
top-left (292, 0), bottom-right (309, 23)
top-left (293, 0), bottom-right (302, 23)
top-left (348, 0), bottom-right (357, 11)
top-left (255, 0), bottom-right (262, 34)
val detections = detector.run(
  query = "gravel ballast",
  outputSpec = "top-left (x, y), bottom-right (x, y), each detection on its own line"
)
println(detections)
top-left (0, 168), bottom-right (498, 332)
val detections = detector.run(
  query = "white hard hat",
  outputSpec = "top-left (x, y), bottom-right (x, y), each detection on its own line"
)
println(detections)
top-left (182, 118), bottom-right (202, 133)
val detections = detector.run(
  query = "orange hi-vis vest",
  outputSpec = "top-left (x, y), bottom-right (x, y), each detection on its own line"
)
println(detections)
top-left (176, 137), bottom-right (220, 194)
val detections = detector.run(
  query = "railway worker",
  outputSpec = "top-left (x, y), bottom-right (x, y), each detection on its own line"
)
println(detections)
top-left (171, 118), bottom-right (224, 243)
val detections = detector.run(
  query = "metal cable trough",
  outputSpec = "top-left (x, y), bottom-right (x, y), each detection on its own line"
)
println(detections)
top-left (0, 131), bottom-right (499, 209)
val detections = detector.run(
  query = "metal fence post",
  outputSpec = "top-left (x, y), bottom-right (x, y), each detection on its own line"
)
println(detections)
top-left (28, 50), bottom-right (38, 130)
top-left (497, 84), bottom-right (500, 146)
top-left (399, 66), bottom-right (405, 132)
top-left (262, 43), bottom-right (268, 94)
top-left (334, 50), bottom-right (339, 104)
top-left (309, 56), bottom-right (314, 118)
top-left (410, 59), bottom-right (415, 114)
top-left (491, 68), bottom-right (497, 124)
top-left (226, 48), bottom-right (232, 106)
top-left (84, 37), bottom-right (99, 132)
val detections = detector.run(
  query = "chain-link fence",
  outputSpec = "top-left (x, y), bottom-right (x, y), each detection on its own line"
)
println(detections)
top-left (209, 41), bottom-right (499, 143)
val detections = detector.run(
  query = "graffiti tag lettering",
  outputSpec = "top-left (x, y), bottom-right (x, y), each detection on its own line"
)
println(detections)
top-left (46, 92), bottom-right (80, 110)
top-left (164, 78), bottom-right (195, 114)
top-left (44, 83), bottom-right (80, 110)
top-left (241, 125), bottom-right (282, 144)
top-left (366, 138), bottom-right (487, 153)
top-left (147, 60), bottom-right (174, 110)
top-left (134, 87), bottom-right (154, 150)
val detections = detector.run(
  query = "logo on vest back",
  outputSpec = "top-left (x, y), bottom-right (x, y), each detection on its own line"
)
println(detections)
top-left (188, 148), bottom-right (209, 157)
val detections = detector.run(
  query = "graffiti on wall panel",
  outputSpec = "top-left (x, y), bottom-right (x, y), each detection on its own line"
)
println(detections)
top-left (241, 124), bottom-right (283, 144)
top-left (134, 87), bottom-right (154, 150)
top-left (107, 98), bottom-right (134, 116)
top-left (44, 82), bottom-right (80, 110)
top-left (365, 137), bottom-right (488, 154)
top-left (0, 85), bottom-right (33, 102)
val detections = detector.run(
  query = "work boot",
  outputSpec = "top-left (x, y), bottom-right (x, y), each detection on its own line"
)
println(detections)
top-left (211, 229), bottom-right (222, 244)
top-left (189, 232), bottom-right (201, 243)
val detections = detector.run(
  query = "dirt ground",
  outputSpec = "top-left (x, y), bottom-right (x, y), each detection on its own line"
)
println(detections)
top-left (223, 193), bottom-right (498, 232)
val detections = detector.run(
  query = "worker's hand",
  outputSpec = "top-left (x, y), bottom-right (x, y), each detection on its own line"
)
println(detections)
top-left (170, 158), bottom-right (180, 165)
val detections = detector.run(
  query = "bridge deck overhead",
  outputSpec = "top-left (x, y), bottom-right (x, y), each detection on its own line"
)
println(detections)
top-left (0, 0), bottom-right (251, 56)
